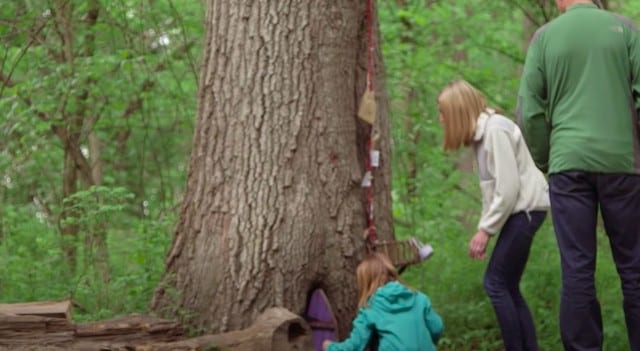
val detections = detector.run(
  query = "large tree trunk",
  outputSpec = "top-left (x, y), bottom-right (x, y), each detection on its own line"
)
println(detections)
top-left (151, 0), bottom-right (393, 338)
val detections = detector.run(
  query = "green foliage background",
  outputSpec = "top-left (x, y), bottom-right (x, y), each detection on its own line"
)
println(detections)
top-left (1, 1), bottom-right (639, 350)
top-left (0, 0), bottom-right (201, 321)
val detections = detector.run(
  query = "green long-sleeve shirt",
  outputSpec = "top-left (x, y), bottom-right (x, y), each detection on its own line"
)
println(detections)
top-left (517, 3), bottom-right (640, 174)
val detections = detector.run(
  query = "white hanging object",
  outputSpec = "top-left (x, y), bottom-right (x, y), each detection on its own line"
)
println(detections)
top-left (361, 171), bottom-right (373, 187)
top-left (411, 237), bottom-right (434, 261)
top-left (370, 150), bottom-right (380, 168)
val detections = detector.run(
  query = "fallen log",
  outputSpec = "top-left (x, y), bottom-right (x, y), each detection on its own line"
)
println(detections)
top-left (75, 314), bottom-right (184, 344)
top-left (0, 314), bottom-right (75, 345)
top-left (137, 307), bottom-right (313, 351)
top-left (0, 300), bottom-right (72, 320)
top-left (0, 313), bottom-right (183, 350)
top-left (0, 303), bottom-right (312, 351)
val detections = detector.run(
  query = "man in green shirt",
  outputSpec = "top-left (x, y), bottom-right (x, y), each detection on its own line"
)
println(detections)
top-left (517, 0), bottom-right (640, 350)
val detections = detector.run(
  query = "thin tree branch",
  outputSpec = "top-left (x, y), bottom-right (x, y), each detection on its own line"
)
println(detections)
top-left (508, 0), bottom-right (543, 27)
top-left (0, 18), bottom-right (48, 99)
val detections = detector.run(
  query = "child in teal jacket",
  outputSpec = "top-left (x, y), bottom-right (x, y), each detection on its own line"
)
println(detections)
top-left (322, 252), bottom-right (443, 351)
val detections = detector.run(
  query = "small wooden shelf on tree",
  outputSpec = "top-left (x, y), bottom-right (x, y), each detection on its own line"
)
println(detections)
top-left (371, 237), bottom-right (433, 273)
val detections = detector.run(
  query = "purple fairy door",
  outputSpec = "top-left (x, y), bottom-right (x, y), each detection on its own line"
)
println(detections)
top-left (305, 289), bottom-right (337, 351)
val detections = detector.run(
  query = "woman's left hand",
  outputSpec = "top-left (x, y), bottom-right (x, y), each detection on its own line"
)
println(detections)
top-left (469, 230), bottom-right (491, 260)
top-left (322, 340), bottom-right (332, 351)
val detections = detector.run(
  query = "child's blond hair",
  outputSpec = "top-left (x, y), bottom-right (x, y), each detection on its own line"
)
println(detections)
top-left (356, 252), bottom-right (400, 308)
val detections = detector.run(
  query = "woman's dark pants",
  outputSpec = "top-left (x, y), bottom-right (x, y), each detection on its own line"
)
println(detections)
top-left (485, 211), bottom-right (547, 351)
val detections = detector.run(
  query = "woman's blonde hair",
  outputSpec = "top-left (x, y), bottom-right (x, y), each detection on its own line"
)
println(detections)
top-left (438, 80), bottom-right (487, 151)
top-left (356, 252), bottom-right (400, 308)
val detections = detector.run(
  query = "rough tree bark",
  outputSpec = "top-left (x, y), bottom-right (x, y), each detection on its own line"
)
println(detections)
top-left (151, 0), bottom-right (393, 338)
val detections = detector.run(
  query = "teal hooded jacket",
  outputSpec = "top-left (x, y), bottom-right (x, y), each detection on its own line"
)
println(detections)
top-left (328, 281), bottom-right (443, 351)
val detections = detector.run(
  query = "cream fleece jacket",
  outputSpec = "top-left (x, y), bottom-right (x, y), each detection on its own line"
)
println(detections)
top-left (473, 110), bottom-right (550, 235)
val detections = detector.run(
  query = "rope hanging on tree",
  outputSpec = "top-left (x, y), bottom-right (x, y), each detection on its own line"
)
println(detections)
top-left (357, 0), bottom-right (434, 268)
top-left (357, 0), bottom-right (378, 247)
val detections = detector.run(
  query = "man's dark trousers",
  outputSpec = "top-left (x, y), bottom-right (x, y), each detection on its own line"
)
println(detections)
top-left (550, 172), bottom-right (640, 351)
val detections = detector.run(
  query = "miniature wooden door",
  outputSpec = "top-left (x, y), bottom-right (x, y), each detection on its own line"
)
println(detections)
top-left (305, 289), bottom-right (337, 351)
